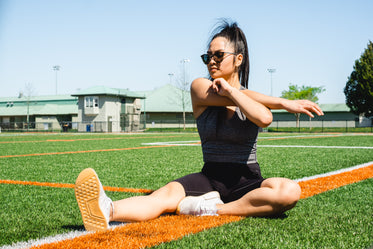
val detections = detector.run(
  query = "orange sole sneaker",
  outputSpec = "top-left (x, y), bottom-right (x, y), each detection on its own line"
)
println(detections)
top-left (74, 168), bottom-right (109, 231)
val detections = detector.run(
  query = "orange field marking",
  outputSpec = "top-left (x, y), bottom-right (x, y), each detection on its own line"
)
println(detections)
top-left (0, 179), bottom-right (153, 194)
top-left (298, 163), bottom-right (373, 199)
top-left (31, 215), bottom-right (243, 249)
top-left (0, 135), bottom-right (198, 144)
top-left (0, 144), bottom-right (177, 158)
top-left (27, 163), bottom-right (373, 249)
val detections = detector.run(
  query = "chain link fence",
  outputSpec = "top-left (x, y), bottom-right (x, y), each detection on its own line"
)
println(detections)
top-left (266, 119), bottom-right (373, 133)
top-left (0, 119), bottom-right (372, 133)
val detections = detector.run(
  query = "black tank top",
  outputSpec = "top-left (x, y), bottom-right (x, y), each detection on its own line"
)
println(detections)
top-left (196, 105), bottom-right (259, 164)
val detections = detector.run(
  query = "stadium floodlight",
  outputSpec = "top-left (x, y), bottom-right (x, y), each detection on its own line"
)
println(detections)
top-left (181, 59), bottom-right (190, 85)
top-left (53, 65), bottom-right (61, 95)
top-left (168, 73), bottom-right (174, 84)
top-left (267, 68), bottom-right (276, 96)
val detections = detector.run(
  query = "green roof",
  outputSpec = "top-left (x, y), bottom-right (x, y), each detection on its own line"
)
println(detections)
top-left (72, 85), bottom-right (145, 99)
top-left (319, 103), bottom-right (350, 112)
top-left (0, 94), bottom-right (77, 103)
top-left (141, 84), bottom-right (193, 113)
top-left (0, 104), bottom-right (77, 116)
top-left (0, 95), bottom-right (78, 116)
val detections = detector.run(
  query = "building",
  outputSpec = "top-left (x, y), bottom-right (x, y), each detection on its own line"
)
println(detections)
top-left (0, 86), bottom-right (145, 132)
top-left (0, 84), bottom-right (370, 132)
top-left (71, 86), bottom-right (145, 132)
top-left (270, 103), bottom-right (362, 129)
top-left (0, 94), bottom-right (78, 131)
top-left (139, 84), bottom-right (194, 128)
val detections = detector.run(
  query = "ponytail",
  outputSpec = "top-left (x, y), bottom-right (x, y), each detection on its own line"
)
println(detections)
top-left (209, 19), bottom-right (250, 88)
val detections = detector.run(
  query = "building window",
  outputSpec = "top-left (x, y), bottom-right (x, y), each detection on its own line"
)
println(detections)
top-left (85, 96), bottom-right (99, 108)
top-left (84, 96), bottom-right (99, 116)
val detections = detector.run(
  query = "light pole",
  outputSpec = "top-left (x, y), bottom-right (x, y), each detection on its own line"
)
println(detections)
top-left (182, 59), bottom-right (190, 81)
top-left (267, 68), bottom-right (276, 96)
top-left (53, 65), bottom-right (61, 95)
top-left (168, 73), bottom-right (174, 85)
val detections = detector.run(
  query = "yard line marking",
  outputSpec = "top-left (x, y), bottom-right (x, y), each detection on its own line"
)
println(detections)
top-left (294, 161), bottom-right (373, 182)
top-left (29, 216), bottom-right (243, 249)
top-left (259, 133), bottom-right (373, 140)
top-left (4, 162), bottom-right (372, 249)
top-left (259, 145), bottom-right (373, 149)
top-left (0, 230), bottom-right (90, 249)
top-left (142, 141), bottom-right (373, 149)
top-left (297, 162), bottom-right (373, 199)
top-left (0, 135), bottom-right (198, 144)
top-left (1, 132), bottom-right (368, 145)
top-left (0, 179), bottom-right (153, 194)
top-left (2, 133), bottom-right (369, 157)
top-left (1, 133), bottom-right (371, 145)
top-left (142, 140), bottom-right (201, 146)
top-left (259, 134), bottom-right (344, 140)
top-left (2, 143), bottom-right (370, 159)
top-left (0, 144), bottom-right (178, 158)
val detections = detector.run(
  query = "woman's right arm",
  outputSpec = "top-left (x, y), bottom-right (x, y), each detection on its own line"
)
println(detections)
top-left (190, 78), bottom-right (232, 118)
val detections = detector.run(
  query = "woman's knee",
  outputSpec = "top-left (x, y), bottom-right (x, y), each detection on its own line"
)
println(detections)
top-left (151, 182), bottom-right (186, 208)
top-left (275, 180), bottom-right (301, 212)
top-left (263, 178), bottom-right (301, 213)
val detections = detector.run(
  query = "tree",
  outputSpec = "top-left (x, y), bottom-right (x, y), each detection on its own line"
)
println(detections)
top-left (344, 41), bottom-right (373, 118)
top-left (281, 84), bottom-right (325, 128)
top-left (24, 83), bottom-right (36, 131)
top-left (174, 59), bottom-right (191, 130)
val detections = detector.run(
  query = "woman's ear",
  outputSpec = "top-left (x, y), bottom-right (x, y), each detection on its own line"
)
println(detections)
top-left (235, 54), bottom-right (243, 67)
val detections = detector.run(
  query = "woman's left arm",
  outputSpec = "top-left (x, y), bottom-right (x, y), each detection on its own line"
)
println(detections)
top-left (212, 78), bottom-right (273, 128)
top-left (242, 90), bottom-right (324, 118)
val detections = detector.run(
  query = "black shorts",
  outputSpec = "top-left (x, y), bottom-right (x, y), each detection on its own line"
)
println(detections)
top-left (173, 162), bottom-right (265, 203)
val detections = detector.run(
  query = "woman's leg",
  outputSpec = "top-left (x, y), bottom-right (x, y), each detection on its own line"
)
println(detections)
top-left (111, 181), bottom-right (186, 222)
top-left (217, 177), bottom-right (301, 217)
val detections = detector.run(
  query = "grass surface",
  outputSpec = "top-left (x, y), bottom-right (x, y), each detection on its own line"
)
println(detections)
top-left (0, 132), bottom-right (372, 248)
top-left (155, 179), bottom-right (372, 249)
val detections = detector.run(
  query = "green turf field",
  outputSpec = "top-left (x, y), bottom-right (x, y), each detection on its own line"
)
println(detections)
top-left (0, 132), bottom-right (372, 248)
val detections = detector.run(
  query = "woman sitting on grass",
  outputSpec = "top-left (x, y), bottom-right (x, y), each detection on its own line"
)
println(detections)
top-left (75, 19), bottom-right (323, 231)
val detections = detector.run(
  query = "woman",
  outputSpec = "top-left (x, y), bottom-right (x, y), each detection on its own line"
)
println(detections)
top-left (75, 20), bottom-right (323, 231)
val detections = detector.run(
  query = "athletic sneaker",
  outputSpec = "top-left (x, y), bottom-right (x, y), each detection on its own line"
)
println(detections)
top-left (176, 191), bottom-right (224, 216)
top-left (75, 168), bottom-right (114, 231)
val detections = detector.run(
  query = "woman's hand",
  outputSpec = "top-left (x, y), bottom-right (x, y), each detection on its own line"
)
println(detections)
top-left (211, 78), bottom-right (235, 97)
top-left (281, 99), bottom-right (324, 118)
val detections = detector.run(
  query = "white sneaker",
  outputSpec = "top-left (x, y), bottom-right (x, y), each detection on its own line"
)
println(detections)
top-left (176, 191), bottom-right (224, 216)
top-left (75, 168), bottom-right (114, 231)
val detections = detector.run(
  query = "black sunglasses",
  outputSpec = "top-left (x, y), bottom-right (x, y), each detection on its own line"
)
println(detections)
top-left (200, 51), bottom-right (237, 65)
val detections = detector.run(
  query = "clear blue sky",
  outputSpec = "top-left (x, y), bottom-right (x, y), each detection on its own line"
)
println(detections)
top-left (0, 0), bottom-right (372, 104)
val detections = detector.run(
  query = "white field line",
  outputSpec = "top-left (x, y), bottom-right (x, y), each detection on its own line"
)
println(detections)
top-left (294, 161), bottom-right (373, 182)
top-left (142, 140), bottom-right (373, 150)
top-left (259, 145), bottom-right (373, 149)
top-left (0, 230), bottom-right (90, 249)
top-left (0, 222), bottom-right (127, 249)
top-left (2, 161), bottom-right (373, 249)
top-left (142, 140), bottom-right (201, 146)
top-left (258, 133), bottom-right (373, 140)
top-left (141, 134), bottom-right (352, 146)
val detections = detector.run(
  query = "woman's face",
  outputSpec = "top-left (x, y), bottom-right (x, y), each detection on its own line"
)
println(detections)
top-left (207, 37), bottom-right (241, 82)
